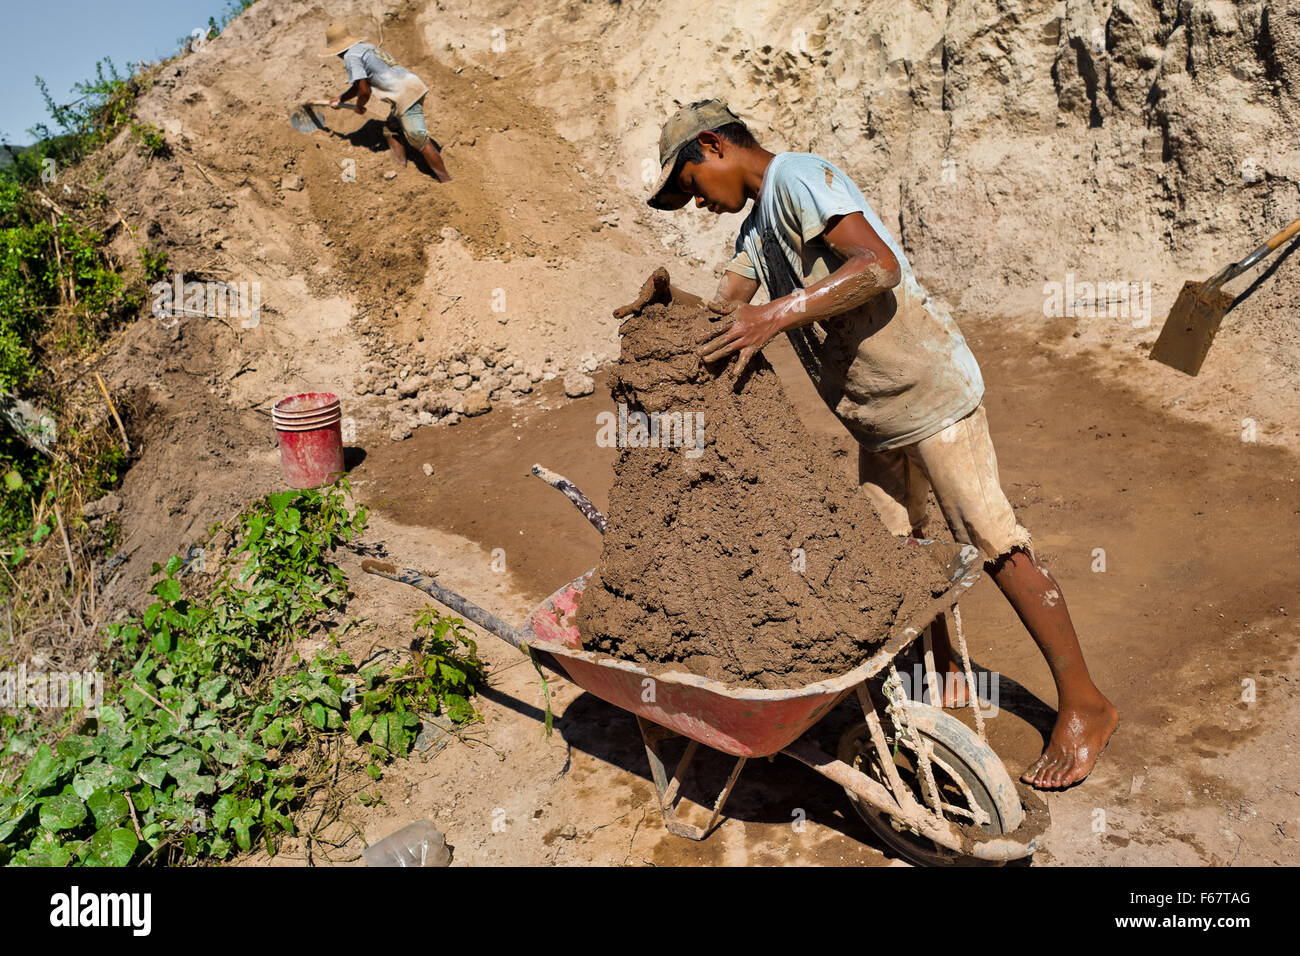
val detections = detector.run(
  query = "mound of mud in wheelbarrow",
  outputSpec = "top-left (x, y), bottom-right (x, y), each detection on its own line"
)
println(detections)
top-left (575, 269), bottom-right (953, 690)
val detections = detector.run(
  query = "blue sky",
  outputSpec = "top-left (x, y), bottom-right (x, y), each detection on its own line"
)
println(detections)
top-left (2, 0), bottom-right (241, 145)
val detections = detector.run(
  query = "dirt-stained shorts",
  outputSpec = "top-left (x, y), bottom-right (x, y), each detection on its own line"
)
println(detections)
top-left (856, 404), bottom-right (1032, 560)
top-left (385, 96), bottom-right (429, 149)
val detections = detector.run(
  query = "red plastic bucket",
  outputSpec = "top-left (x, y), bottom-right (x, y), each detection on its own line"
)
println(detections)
top-left (272, 392), bottom-right (346, 489)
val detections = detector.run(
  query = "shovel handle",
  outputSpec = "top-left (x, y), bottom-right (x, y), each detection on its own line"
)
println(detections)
top-left (302, 99), bottom-right (366, 112)
top-left (1234, 215), bottom-right (1300, 275)
top-left (1263, 216), bottom-right (1300, 251)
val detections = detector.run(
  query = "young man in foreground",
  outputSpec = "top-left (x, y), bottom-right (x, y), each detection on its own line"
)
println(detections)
top-left (319, 23), bottom-right (451, 183)
top-left (644, 99), bottom-right (1118, 789)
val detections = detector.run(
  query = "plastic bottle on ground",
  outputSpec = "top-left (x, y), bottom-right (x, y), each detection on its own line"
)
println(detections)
top-left (362, 820), bottom-right (452, 867)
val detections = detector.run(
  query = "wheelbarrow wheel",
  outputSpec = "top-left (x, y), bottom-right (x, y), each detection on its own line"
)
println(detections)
top-left (838, 702), bottom-right (1023, 867)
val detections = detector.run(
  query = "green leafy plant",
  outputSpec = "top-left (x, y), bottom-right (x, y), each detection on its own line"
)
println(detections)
top-left (138, 247), bottom-right (168, 284)
top-left (0, 482), bottom-right (369, 865)
top-left (0, 480), bottom-right (489, 866)
top-left (0, 57), bottom-right (157, 547)
top-left (408, 607), bottom-right (486, 725)
top-left (28, 58), bottom-right (140, 168)
top-left (129, 122), bottom-right (168, 158)
top-left (0, 5), bottom-right (286, 865)
top-left (348, 607), bottom-right (485, 779)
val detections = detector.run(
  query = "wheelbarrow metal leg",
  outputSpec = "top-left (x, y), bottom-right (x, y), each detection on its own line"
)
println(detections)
top-left (636, 716), bottom-right (744, 841)
top-left (921, 624), bottom-right (942, 707)
top-left (854, 683), bottom-right (925, 821)
top-left (706, 754), bottom-right (748, 837)
top-left (947, 605), bottom-right (987, 741)
top-left (661, 739), bottom-right (699, 808)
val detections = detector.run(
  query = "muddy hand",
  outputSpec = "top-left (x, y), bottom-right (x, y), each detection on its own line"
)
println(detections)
top-left (696, 300), bottom-right (772, 392)
top-left (612, 267), bottom-right (672, 320)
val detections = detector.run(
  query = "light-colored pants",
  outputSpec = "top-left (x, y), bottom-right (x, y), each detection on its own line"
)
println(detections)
top-left (856, 404), bottom-right (1031, 560)
top-left (385, 96), bottom-right (429, 149)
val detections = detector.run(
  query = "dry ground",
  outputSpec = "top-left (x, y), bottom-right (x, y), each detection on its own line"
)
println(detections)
top-left (236, 318), bottom-right (1296, 867)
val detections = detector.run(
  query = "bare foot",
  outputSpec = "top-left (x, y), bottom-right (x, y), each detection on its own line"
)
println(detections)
top-left (937, 662), bottom-right (973, 708)
top-left (1021, 693), bottom-right (1119, 790)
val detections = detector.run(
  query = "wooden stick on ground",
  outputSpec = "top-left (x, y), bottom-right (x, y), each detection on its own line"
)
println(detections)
top-left (50, 212), bottom-right (68, 305)
top-left (111, 203), bottom-right (137, 243)
top-left (124, 793), bottom-right (145, 842)
top-left (54, 505), bottom-right (76, 576)
top-left (34, 188), bottom-right (67, 217)
top-left (94, 372), bottom-right (131, 455)
top-left (131, 681), bottom-right (180, 722)
top-left (187, 156), bottom-right (217, 188)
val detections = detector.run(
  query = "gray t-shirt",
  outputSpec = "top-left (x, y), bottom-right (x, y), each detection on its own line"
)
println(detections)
top-left (727, 152), bottom-right (984, 451)
top-left (342, 42), bottom-right (428, 115)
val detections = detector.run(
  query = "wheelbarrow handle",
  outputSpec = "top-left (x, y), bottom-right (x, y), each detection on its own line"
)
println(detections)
top-left (361, 559), bottom-right (527, 650)
top-left (530, 464), bottom-right (607, 534)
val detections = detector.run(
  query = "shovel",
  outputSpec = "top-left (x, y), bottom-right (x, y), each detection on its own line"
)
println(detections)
top-left (1149, 216), bottom-right (1300, 375)
top-left (289, 99), bottom-right (370, 134)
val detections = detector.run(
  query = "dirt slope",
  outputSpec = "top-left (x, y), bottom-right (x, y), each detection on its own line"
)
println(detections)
top-left (79, 0), bottom-right (716, 600)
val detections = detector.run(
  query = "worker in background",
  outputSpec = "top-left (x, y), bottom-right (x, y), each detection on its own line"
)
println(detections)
top-left (319, 23), bottom-right (451, 183)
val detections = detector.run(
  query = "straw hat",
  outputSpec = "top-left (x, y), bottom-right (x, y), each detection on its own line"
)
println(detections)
top-left (318, 23), bottom-right (364, 57)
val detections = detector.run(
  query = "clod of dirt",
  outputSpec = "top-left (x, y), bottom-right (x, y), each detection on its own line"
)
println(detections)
top-left (575, 271), bottom-right (951, 689)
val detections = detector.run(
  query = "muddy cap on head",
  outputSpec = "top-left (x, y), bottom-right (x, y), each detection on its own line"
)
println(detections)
top-left (646, 99), bottom-right (742, 210)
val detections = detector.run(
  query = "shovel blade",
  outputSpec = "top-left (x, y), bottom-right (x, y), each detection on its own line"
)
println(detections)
top-left (289, 105), bottom-right (328, 134)
top-left (1148, 280), bottom-right (1235, 376)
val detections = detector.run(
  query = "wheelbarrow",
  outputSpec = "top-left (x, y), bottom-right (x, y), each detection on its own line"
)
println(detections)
top-left (363, 465), bottom-right (1048, 865)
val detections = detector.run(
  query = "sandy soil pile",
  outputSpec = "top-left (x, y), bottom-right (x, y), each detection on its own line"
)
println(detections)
top-left (66, 0), bottom-right (694, 603)
top-left (575, 272), bottom-right (950, 689)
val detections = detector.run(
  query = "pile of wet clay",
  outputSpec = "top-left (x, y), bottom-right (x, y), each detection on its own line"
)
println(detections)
top-left (575, 269), bottom-right (954, 690)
